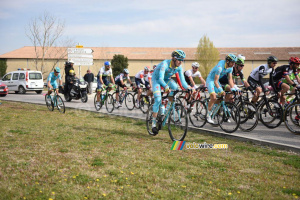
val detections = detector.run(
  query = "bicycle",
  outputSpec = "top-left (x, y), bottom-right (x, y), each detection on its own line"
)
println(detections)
top-left (189, 87), bottom-right (209, 128)
top-left (111, 88), bottom-right (135, 111)
top-left (146, 90), bottom-right (188, 141)
top-left (204, 92), bottom-right (241, 133)
top-left (45, 87), bottom-right (65, 113)
top-left (284, 86), bottom-right (300, 134)
top-left (94, 85), bottom-right (116, 113)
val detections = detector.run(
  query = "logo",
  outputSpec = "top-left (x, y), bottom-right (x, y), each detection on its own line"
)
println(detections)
top-left (170, 141), bottom-right (185, 150)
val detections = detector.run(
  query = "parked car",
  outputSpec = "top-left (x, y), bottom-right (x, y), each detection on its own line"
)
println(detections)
top-left (2, 68), bottom-right (44, 94)
top-left (0, 80), bottom-right (9, 97)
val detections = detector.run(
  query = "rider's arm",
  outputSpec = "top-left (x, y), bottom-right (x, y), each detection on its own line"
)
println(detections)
top-left (47, 80), bottom-right (52, 88)
top-left (157, 65), bottom-right (168, 88)
top-left (99, 75), bottom-right (104, 85)
top-left (283, 74), bottom-right (294, 85)
top-left (175, 73), bottom-right (184, 90)
top-left (258, 66), bottom-right (267, 92)
top-left (214, 74), bottom-right (221, 90)
top-left (111, 75), bottom-right (115, 84)
top-left (199, 77), bottom-right (206, 86)
top-left (176, 67), bottom-right (189, 90)
top-left (228, 73), bottom-right (235, 89)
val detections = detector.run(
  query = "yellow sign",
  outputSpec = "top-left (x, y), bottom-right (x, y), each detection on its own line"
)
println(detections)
top-left (76, 45), bottom-right (83, 48)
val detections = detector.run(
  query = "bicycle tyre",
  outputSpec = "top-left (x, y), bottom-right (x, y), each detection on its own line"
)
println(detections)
top-left (146, 105), bottom-right (162, 136)
top-left (111, 92), bottom-right (119, 109)
top-left (94, 94), bottom-right (102, 111)
top-left (189, 100), bottom-right (207, 128)
top-left (133, 92), bottom-right (139, 108)
top-left (125, 92), bottom-right (135, 110)
top-left (259, 100), bottom-right (283, 129)
top-left (45, 94), bottom-right (54, 111)
top-left (56, 95), bottom-right (65, 113)
top-left (217, 102), bottom-right (240, 133)
top-left (284, 103), bottom-right (300, 134)
top-left (140, 95), bottom-right (150, 114)
top-left (238, 102), bottom-right (258, 132)
top-left (105, 94), bottom-right (114, 113)
top-left (168, 103), bottom-right (188, 141)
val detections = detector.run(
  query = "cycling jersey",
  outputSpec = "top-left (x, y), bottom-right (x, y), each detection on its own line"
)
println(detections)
top-left (145, 71), bottom-right (153, 83)
top-left (206, 60), bottom-right (233, 94)
top-left (184, 69), bottom-right (201, 87)
top-left (47, 72), bottom-right (61, 89)
top-left (97, 66), bottom-right (112, 88)
top-left (249, 64), bottom-right (273, 81)
top-left (272, 65), bottom-right (298, 81)
top-left (219, 66), bottom-right (245, 85)
top-left (115, 73), bottom-right (130, 82)
top-left (151, 59), bottom-right (189, 113)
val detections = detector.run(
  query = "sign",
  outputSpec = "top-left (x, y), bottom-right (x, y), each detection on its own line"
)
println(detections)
top-left (68, 48), bottom-right (94, 66)
top-left (76, 45), bottom-right (83, 48)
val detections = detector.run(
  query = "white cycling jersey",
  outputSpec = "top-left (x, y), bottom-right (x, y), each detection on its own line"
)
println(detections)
top-left (249, 64), bottom-right (273, 81)
top-left (184, 69), bottom-right (202, 78)
top-left (145, 71), bottom-right (153, 82)
top-left (98, 66), bottom-right (112, 77)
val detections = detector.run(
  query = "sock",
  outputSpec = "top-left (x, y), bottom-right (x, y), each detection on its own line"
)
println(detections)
top-left (152, 117), bottom-right (157, 127)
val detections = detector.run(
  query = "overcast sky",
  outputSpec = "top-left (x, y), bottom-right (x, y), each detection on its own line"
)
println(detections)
top-left (0, 0), bottom-right (299, 55)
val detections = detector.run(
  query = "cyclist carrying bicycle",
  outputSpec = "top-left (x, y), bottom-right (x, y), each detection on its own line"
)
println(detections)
top-left (270, 57), bottom-right (300, 105)
top-left (96, 61), bottom-right (115, 107)
top-left (206, 54), bottom-right (237, 124)
top-left (247, 56), bottom-right (278, 105)
top-left (115, 68), bottom-right (134, 107)
top-left (47, 67), bottom-right (63, 96)
top-left (151, 50), bottom-right (193, 135)
top-left (135, 66), bottom-right (150, 107)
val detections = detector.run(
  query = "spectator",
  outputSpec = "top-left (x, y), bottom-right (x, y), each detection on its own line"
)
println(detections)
top-left (84, 69), bottom-right (94, 94)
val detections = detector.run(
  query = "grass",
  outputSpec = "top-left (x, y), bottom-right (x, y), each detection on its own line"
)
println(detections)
top-left (0, 101), bottom-right (299, 199)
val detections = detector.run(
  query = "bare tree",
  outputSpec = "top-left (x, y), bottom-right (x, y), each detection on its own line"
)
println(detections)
top-left (25, 11), bottom-right (74, 74)
top-left (195, 35), bottom-right (220, 79)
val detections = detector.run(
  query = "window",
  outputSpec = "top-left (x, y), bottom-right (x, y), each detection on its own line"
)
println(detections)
top-left (19, 73), bottom-right (25, 80)
top-left (3, 74), bottom-right (11, 81)
top-left (12, 73), bottom-right (19, 80)
top-left (29, 73), bottom-right (42, 80)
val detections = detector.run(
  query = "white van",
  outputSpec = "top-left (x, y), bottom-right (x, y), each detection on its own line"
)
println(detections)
top-left (2, 68), bottom-right (44, 94)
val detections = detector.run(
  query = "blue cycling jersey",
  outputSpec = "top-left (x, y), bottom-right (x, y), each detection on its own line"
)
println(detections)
top-left (207, 60), bottom-right (233, 80)
top-left (151, 59), bottom-right (189, 89)
top-left (47, 72), bottom-right (61, 84)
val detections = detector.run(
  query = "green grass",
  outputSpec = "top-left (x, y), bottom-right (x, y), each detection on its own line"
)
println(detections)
top-left (0, 101), bottom-right (299, 199)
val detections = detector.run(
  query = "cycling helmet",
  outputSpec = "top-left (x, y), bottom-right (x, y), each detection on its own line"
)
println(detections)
top-left (289, 57), bottom-right (300, 64)
top-left (69, 60), bottom-right (74, 64)
top-left (225, 54), bottom-right (237, 63)
top-left (144, 66), bottom-right (150, 71)
top-left (267, 56), bottom-right (278, 64)
top-left (236, 58), bottom-right (245, 65)
top-left (192, 62), bottom-right (200, 68)
top-left (171, 50), bottom-right (186, 60)
top-left (54, 67), bottom-right (60, 73)
top-left (69, 69), bottom-right (75, 75)
top-left (123, 69), bottom-right (129, 74)
top-left (153, 65), bottom-right (157, 70)
top-left (237, 54), bottom-right (246, 61)
top-left (65, 61), bottom-right (70, 65)
top-left (104, 61), bottom-right (111, 66)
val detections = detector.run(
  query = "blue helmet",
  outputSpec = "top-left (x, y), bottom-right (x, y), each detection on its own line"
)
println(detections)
top-left (171, 50), bottom-right (186, 61)
top-left (123, 69), bottom-right (129, 74)
top-left (226, 54), bottom-right (237, 63)
top-left (54, 67), bottom-right (60, 73)
top-left (104, 61), bottom-right (111, 66)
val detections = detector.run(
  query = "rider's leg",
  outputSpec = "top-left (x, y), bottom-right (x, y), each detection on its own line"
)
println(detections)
top-left (224, 84), bottom-right (231, 102)
top-left (251, 87), bottom-right (262, 104)
top-left (280, 83), bottom-right (289, 105)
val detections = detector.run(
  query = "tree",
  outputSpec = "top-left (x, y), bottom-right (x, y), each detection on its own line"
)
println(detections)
top-left (111, 54), bottom-right (129, 78)
top-left (25, 11), bottom-right (74, 74)
top-left (195, 35), bottom-right (219, 79)
top-left (0, 59), bottom-right (7, 78)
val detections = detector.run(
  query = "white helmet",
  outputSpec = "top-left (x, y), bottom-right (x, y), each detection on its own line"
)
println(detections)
top-left (237, 54), bottom-right (245, 61)
top-left (69, 60), bottom-right (74, 64)
top-left (192, 62), bottom-right (200, 68)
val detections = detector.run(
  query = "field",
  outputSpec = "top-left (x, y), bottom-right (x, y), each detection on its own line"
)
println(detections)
top-left (0, 101), bottom-right (299, 200)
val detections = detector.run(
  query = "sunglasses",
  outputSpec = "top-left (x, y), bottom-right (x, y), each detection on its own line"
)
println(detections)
top-left (238, 65), bottom-right (244, 67)
top-left (176, 58), bottom-right (184, 62)
top-left (54, 71), bottom-right (60, 74)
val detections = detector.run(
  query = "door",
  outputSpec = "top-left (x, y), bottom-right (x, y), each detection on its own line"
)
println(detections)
top-left (10, 73), bottom-right (20, 91)
top-left (2, 73), bottom-right (12, 90)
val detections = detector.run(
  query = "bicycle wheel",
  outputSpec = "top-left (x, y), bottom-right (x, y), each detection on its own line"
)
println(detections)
top-left (146, 105), bottom-right (162, 136)
top-left (189, 100), bottom-right (207, 128)
top-left (217, 102), bottom-right (240, 133)
top-left (140, 95), bottom-right (150, 114)
top-left (238, 102), bottom-right (258, 132)
top-left (259, 100), bottom-right (283, 129)
top-left (133, 92), bottom-right (139, 108)
top-left (168, 103), bottom-right (188, 141)
top-left (125, 92), bottom-right (135, 110)
top-left (56, 95), bottom-right (65, 113)
top-left (94, 94), bottom-right (102, 111)
top-left (105, 94), bottom-right (114, 113)
top-left (284, 103), bottom-right (300, 134)
top-left (45, 94), bottom-right (54, 111)
top-left (111, 92), bottom-right (119, 109)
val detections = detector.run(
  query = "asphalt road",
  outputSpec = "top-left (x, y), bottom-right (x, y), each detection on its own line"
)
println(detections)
top-left (1, 91), bottom-right (300, 152)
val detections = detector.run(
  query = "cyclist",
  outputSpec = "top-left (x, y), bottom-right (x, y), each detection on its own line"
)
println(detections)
top-left (270, 57), bottom-right (300, 105)
top-left (47, 67), bottom-right (63, 96)
top-left (135, 66), bottom-right (150, 107)
top-left (151, 50), bottom-right (193, 135)
top-left (206, 54), bottom-right (237, 124)
top-left (219, 55), bottom-right (250, 102)
top-left (95, 61), bottom-right (115, 107)
top-left (247, 56), bottom-right (278, 105)
top-left (115, 69), bottom-right (134, 107)
top-left (144, 65), bottom-right (156, 100)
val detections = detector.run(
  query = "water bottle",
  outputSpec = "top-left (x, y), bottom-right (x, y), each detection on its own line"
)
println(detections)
top-left (165, 101), bottom-right (171, 114)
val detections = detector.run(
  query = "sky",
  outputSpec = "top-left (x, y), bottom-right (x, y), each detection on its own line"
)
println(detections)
top-left (0, 0), bottom-right (300, 55)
